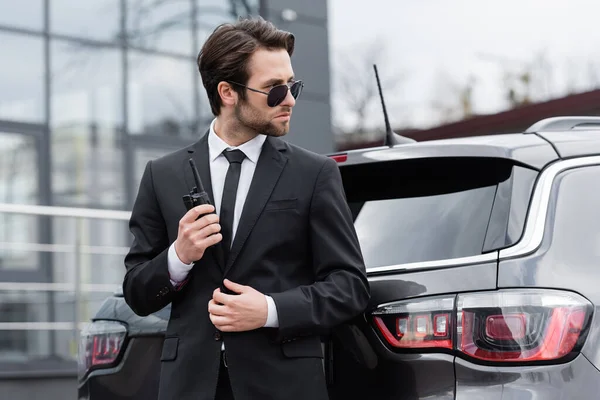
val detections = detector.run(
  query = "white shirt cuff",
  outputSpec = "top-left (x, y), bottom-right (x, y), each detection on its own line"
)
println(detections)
top-left (168, 242), bottom-right (194, 285)
top-left (264, 295), bottom-right (279, 328)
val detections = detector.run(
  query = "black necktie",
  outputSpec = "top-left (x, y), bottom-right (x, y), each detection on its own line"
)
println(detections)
top-left (220, 149), bottom-right (246, 261)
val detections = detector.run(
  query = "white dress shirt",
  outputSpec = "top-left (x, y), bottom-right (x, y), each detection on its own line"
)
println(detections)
top-left (167, 119), bottom-right (279, 333)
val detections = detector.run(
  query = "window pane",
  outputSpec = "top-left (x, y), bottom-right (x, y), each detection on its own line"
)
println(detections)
top-left (128, 52), bottom-right (195, 137)
top-left (0, 33), bottom-right (44, 123)
top-left (345, 158), bottom-right (514, 269)
top-left (51, 40), bottom-right (125, 208)
top-left (0, 133), bottom-right (38, 205)
top-left (548, 167), bottom-right (600, 264)
top-left (51, 0), bottom-right (120, 42)
top-left (0, 0), bottom-right (43, 30)
top-left (0, 217), bottom-right (41, 272)
top-left (353, 186), bottom-right (497, 269)
top-left (127, 0), bottom-right (192, 55)
top-left (0, 133), bottom-right (40, 272)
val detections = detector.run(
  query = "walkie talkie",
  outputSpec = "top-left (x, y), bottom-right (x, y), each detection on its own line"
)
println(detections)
top-left (182, 158), bottom-right (212, 217)
top-left (183, 154), bottom-right (230, 296)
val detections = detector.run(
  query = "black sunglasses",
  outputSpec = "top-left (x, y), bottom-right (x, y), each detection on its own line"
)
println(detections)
top-left (228, 80), bottom-right (304, 107)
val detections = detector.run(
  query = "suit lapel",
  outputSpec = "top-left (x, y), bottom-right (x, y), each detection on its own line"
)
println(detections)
top-left (184, 130), bottom-right (225, 270)
top-left (224, 137), bottom-right (288, 274)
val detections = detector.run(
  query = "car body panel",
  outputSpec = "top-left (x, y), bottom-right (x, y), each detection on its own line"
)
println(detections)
top-left (332, 133), bottom-right (559, 170)
top-left (367, 260), bottom-right (498, 307)
top-left (92, 295), bottom-right (169, 336)
top-left (455, 355), bottom-right (600, 399)
top-left (535, 130), bottom-right (600, 158)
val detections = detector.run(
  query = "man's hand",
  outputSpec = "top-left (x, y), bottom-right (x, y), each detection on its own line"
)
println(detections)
top-left (208, 279), bottom-right (268, 332)
top-left (174, 204), bottom-right (222, 264)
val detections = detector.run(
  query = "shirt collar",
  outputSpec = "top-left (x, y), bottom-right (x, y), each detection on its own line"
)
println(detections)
top-left (208, 118), bottom-right (266, 164)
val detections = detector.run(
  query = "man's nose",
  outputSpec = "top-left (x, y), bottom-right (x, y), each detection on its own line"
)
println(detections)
top-left (279, 87), bottom-right (296, 108)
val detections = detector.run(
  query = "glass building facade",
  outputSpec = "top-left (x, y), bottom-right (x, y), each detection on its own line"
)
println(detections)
top-left (1, 0), bottom-right (265, 212)
top-left (0, 0), bottom-right (278, 375)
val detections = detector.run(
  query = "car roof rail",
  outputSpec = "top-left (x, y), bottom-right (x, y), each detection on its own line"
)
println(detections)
top-left (525, 116), bottom-right (600, 133)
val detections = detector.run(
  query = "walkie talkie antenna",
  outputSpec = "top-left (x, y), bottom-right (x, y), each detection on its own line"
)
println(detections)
top-left (189, 158), bottom-right (205, 193)
top-left (373, 64), bottom-right (415, 147)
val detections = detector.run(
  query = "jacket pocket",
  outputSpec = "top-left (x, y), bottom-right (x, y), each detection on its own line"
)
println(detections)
top-left (281, 335), bottom-right (323, 359)
top-left (160, 337), bottom-right (179, 361)
top-left (264, 198), bottom-right (297, 212)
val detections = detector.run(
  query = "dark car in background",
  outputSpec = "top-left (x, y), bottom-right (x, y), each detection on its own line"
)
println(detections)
top-left (78, 116), bottom-right (600, 399)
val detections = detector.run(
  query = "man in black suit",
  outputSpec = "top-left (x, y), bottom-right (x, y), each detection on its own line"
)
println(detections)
top-left (123, 17), bottom-right (370, 400)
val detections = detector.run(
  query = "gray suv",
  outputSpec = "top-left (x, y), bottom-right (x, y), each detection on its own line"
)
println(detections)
top-left (78, 116), bottom-right (600, 399)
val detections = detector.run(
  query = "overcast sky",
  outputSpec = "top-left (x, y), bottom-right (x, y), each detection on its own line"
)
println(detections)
top-left (327, 0), bottom-right (600, 129)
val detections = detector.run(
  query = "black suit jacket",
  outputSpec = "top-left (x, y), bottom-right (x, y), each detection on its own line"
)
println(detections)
top-left (123, 132), bottom-right (370, 400)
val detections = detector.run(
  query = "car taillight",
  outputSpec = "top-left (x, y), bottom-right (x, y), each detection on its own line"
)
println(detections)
top-left (78, 320), bottom-right (127, 379)
top-left (457, 290), bottom-right (591, 362)
top-left (371, 289), bottom-right (592, 364)
top-left (372, 295), bottom-right (454, 349)
top-left (329, 153), bottom-right (347, 163)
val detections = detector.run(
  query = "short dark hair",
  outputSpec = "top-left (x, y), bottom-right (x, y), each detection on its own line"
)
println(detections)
top-left (197, 17), bottom-right (295, 116)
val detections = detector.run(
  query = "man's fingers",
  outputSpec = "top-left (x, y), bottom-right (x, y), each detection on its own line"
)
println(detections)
top-left (210, 316), bottom-right (238, 332)
top-left (184, 204), bottom-right (215, 222)
top-left (210, 314), bottom-right (230, 326)
top-left (179, 205), bottom-right (216, 230)
top-left (193, 222), bottom-right (221, 240)
top-left (223, 279), bottom-right (246, 294)
top-left (217, 325), bottom-right (236, 332)
top-left (200, 233), bottom-right (222, 248)
top-left (213, 289), bottom-right (234, 305)
top-left (208, 299), bottom-right (227, 316)
top-left (190, 212), bottom-right (219, 230)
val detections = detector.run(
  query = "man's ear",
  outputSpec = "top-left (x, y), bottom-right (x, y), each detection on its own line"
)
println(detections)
top-left (217, 81), bottom-right (237, 108)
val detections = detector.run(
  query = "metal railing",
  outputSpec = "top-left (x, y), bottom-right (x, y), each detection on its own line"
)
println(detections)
top-left (0, 202), bottom-right (131, 366)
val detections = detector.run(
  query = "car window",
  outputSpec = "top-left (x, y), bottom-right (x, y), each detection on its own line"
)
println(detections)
top-left (545, 165), bottom-right (600, 265)
top-left (353, 185), bottom-right (495, 268)
top-left (342, 157), bottom-right (527, 270)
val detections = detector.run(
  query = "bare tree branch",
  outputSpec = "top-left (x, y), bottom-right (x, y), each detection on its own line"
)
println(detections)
top-left (429, 70), bottom-right (478, 125)
top-left (332, 38), bottom-right (406, 135)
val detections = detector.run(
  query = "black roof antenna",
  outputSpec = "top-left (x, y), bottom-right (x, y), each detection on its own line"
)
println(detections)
top-left (373, 64), bottom-right (416, 147)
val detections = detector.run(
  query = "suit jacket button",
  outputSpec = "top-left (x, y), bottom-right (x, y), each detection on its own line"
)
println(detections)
top-left (214, 331), bottom-right (222, 341)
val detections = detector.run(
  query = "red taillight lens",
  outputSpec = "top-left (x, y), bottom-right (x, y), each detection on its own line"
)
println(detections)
top-left (457, 290), bottom-right (591, 362)
top-left (78, 321), bottom-right (127, 379)
top-left (372, 296), bottom-right (454, 349)
top-left (329, 154), bottom-right (347, 163)
top-left (434, 314), bottom-right (450, 337)
top-left (485, 314), bottom-right (527, 340)
top-left (92, 333), bottom-right (122, 365)
top-left (372, 289), bottom-right (592, 364)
